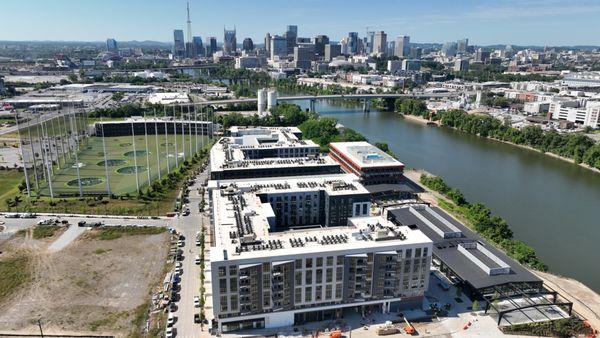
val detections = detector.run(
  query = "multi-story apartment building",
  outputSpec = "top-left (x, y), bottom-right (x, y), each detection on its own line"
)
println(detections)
top-left (208, 173), bottom-right (432, 333)
top-left (209, 127), bottom-right (341, 180)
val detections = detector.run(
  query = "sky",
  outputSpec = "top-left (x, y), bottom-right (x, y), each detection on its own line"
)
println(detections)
top-left (1, 0), bottom-right (599, 46)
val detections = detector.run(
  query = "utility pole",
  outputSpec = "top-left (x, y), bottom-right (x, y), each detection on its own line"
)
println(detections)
top-left (153, 109), bottom-right (162, 180)
top-left (14, 113), bottom-right (31, 196)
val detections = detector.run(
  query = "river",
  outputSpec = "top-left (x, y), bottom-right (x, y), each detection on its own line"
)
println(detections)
top-left (292, 99), bottom-right (600, 293)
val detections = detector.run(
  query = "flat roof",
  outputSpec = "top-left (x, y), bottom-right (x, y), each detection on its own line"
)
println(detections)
top-left (209, 174), bottom-right (432, 263)
top-left (389, 205), bottom-right (541, 290)
top-left (329, 141), bottom-right (404, 169)
top-left (210, 127), bottom-right (320, 173)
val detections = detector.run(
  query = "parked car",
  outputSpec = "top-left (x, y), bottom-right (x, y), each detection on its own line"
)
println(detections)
top-left (167, 312), bottom-right (176, 326)
top-left (194, 313), bottom-right (201, 323)
top-left (195, 255), bottom-right (201, 265)
top-left (194, 296), bottom-right (200, 308)
top-left (165, 327), bottom-right (174, 338)
top-left (77, 221), bottom-right (87, 227)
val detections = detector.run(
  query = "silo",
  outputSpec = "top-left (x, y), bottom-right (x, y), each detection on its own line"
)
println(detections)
top-left (267, 89), bottom-right (278, 112)
top-left (257, 89), bottom-right (267, 114)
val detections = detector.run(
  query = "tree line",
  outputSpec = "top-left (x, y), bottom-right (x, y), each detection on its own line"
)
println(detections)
top-left (392, 98), bottom-right (600, 170)
top-left (420, 174), bottom-right (547, 271)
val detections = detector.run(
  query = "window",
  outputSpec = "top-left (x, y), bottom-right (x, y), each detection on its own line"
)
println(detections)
top-left (423, 247), bottom-right (428, 257)
top-left (295, 288), bottom-right (302, 303)
top-left (230, 277), bottom-right (238, 290)
top-left (316, 257), bottom-right (323, 267)
top-left (336, 267), bottom-right (343, 281)
top-left (305, 270), bottom-right (313, 284)
top-left (231, 295), bottom-right (238, 311)
top-left (325, 285), bottom-right (332, 299)
top-left (326, 268), bottom-right (333, 283)
top-left (355, 204), bottom-right (360, 215)
top-left (218, 266), bottom-right (226, 277)
top-left (306, 258), bottom-right (313, 268)
top-left (415, 248), bottom-right (421, 258)
top-left (327, 256), bottom-right (333, 266)
top-left (337, 256), bottom-right (344, 265)
top-left (220, 295), bottom-right (228, 312)
top-left (335, 285), bottom-right (342, 298)
top-left (219, 278), bottom-right (227, 293)
top-left (295, 271), bottom-right (302, 285)
top-left (305, 287), bottom-right (312, 302)
top-left (295, 259), bottom-right (302, 269)
top-left (362, 203), bottom-right (368, 215)
top-left (316, 285), bottom-right (322, 301)
top-left (316, 269), bottom-right (323, 283)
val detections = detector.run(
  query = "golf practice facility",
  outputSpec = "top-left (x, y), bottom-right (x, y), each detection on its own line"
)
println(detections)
top-left (15, 106), bottom-right (215, 197)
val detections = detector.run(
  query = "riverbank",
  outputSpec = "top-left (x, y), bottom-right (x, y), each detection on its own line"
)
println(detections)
top-left (398, 113), bottom-right (440, 126)
top-left (397, 111), bottom-right (600, 174)
top-left (403, 168), bottom-right (600, 329)
top-left (531, 270), bottom-right (600, 331)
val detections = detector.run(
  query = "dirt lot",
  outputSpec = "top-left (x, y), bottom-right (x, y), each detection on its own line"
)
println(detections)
top-left (0, 226), bottom-right (169, 337)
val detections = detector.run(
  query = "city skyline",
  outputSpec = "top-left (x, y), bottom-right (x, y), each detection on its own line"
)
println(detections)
top-left (1, 0), bottom-right (600, 46)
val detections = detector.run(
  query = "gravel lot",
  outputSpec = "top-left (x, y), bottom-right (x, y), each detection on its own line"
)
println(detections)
top-left (0, 225), bottom-right (170, 337)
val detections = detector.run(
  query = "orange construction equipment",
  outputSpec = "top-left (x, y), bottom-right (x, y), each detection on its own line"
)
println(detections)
top-left (329, 330), bottom-right (342, 338)
top-left (403, 317), bottom-right (415, 335)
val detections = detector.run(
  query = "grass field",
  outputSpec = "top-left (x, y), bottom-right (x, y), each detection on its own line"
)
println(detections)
top-left (39, 133), bottom-right (209, 196)
top-left (0, 169), bottom-right (23, 207)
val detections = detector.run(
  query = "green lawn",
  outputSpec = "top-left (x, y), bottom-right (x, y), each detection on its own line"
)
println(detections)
top-left (38, 134), bottom-right (209, 196)
top-left (0, 169), bottom-right (24, 207)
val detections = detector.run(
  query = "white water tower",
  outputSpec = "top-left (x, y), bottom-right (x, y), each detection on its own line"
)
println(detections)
top-left (267, 89), bottom-right (278, 112)
top-left (257, 89), bottom-right (267, 114)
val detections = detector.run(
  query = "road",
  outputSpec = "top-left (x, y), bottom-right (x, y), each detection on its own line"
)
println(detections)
top-left (172, 166), bottom-right (210, 338)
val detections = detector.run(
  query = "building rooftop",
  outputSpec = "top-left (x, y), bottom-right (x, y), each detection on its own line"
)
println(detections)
top-left (389, 205), bottom-right (540, 290)
top-left (329, 141), bottom-right (404, 169)
top-left (209, 174), bottom-right (431, 263)
top-left (210, 127), bottom-right (321, 174)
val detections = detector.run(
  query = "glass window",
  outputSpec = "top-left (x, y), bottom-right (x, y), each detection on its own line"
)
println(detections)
top-left (295, 259), bottom-right (302, 269)
top-left (362, 203), bottom-right (368, 215)
top-left (229, 266), bottom-right (237, 275)
top-left (325, 284), bottom-right (332, 299)
top-left (230, 277), bottom-right (238, 290)
top-left (336, 267), bottom-right (343, 281)
top-left (316, 269), bottom-right (323, 283)
top-left (306, 270), bottom-right (313, 284)
top-left (326, 268), bottom-right (333, 283)
top-left (306, 258), bottom-right (313, 268)
top-left (327, 256), bottom-right (333, 266)
top-left (305, 287), bottom-right (312, 302)
top-left (316, 257), bottom-right (323, 267)
top-left (219, 278), bottom-right (227, 293)
top-left (295, 288), bottom-right (302, 303)
top-left (231, 295), bottom-right (238, 311)
top-left (218, 266), bottom-right (226, 277)
top-left (337, 256), bottom-right (344, 265)
top-left (295, 271), bottom-right (302, 285)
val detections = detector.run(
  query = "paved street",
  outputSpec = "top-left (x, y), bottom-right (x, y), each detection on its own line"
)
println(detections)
top-left (172, 167), bottom-right (209, 338)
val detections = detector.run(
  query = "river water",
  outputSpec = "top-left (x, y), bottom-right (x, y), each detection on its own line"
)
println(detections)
top-left (293, 99), bottom-right (600, 293)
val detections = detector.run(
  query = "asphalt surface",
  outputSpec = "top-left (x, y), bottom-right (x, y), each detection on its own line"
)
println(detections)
top-left (171, 167), bottom-right (209, 338)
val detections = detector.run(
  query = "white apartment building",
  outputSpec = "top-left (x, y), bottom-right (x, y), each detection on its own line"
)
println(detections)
top-left (549, 99), bottom-right (600, 128)
top-left (208, 173), bottom-right (433, 333)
